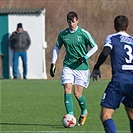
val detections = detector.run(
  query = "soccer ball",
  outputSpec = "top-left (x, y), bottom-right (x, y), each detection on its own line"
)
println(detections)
top-left (62, 114), bottom-right (76, 128)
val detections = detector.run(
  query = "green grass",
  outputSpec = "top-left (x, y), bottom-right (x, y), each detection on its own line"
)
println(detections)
top-left (0, 79), bottom-right (130, 133)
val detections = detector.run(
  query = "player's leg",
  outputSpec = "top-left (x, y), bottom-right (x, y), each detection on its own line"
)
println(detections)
top-left (100, 107), bottom-right (117, 133)
top-left (100, 81), bottom-right (123, 132)
top-left (74, 85), bottom-right (87, 116)
top-left (74, 85), bottom-right (88, 126)
top-left (64, 83), bottom-right (74, 115)
top-left (74, 69), bottom-right (89, 116)
top-left (13, 52), bottom-right (19, 78)
top-left (61, 67), bottom-right (74, 115)
top-left (73, 70), bottom-right (89, 126)
top-left (125, 107), bottom-right (133, 133)
top-left (122, 83), bottom-right (133, 133)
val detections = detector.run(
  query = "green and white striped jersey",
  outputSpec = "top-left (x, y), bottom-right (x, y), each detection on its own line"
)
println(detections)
top-left (55, 26), bottom-right (97, 70)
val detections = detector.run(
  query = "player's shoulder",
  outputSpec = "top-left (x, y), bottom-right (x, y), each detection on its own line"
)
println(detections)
top-left (59, 28), bottom-right (69, 35)
top-left (104, 33), bottom-right (118, 48)
top-left (105, 33), bottom-right (117, 40)
top-left (79, 27), bottom-right (92, 38)
top-left (106, 32), bottom-right (133, 39)
top-left (80, 27), bottom-right (90, 34)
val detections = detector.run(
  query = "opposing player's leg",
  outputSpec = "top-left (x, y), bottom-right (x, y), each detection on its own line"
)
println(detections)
top-left (125, 107), bottom-right (133, 133)
top-left (100, 107), bottom-right (117, 133)
top-left (122, 83), bottom-right (133, 133)
top-left (100, 81), bottom-right (123, 133)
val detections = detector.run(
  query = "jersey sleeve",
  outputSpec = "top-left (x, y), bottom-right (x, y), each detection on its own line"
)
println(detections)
top-left (82, 29), bottom-right (97, 48)
top-left (85, 44), bottom-right (98, 59)
top-left (51, 31), bottom-right (64, 64)
top-left (81, 29), bottom-right (98, 59)
top-left (56, 32), bottom-right (64, 49)
top-left (51, 43), bottom-right (60, 64)
top-left (104, 35), bottom-right (113, 49)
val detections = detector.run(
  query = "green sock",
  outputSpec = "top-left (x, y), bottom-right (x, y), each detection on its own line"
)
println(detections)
top-left (76, 95), bottom-right (87, 115)
top-left (64, 93), bottom-right (74, 115)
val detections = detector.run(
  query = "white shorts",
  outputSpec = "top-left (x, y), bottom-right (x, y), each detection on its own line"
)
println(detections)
top-left (61, 67), bottom-right (90, 88)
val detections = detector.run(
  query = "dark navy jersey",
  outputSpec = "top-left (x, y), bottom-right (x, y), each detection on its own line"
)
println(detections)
top-left (104, 32), bottom-right (133, 83)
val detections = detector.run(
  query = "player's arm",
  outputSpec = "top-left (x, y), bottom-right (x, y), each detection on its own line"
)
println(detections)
top-left (77, 29), bottom-right (98, 64)
top-left (94, 46), bottom-right (111, 69)
top-left (51, 43), bottom-right (60, 64)
top-left (77, 44), bottom-right (98, 64)
top-left (86, 44), bottom-right (98, 58)
top-left (50, 32), bottom-right (64, 77)
top-left (91, 46), bottom-right (111, 81)
top-left (50, 43), bottom-right (60, 77)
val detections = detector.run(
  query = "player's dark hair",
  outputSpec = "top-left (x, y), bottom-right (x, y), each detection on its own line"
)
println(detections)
top-left (67, 11), bottom-right (78, 21)
top-left (114, 15), bottom-right (129, 32)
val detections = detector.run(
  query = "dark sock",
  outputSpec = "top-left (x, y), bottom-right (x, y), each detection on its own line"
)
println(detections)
top-left (130, 119), bottom-right (133, 133)
top-left (103, 119), bottom-right (117, 133)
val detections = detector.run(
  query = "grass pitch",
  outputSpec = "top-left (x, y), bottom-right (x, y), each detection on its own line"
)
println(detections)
top-left (0, 79), bottom-right (130, 132)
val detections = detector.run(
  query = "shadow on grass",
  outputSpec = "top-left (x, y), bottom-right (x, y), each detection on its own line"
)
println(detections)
top-left (0, 122), bottom-right (63, 128)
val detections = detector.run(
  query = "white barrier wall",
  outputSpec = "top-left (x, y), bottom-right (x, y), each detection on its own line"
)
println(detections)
top-left (8, 10), bottom-right (47, 79)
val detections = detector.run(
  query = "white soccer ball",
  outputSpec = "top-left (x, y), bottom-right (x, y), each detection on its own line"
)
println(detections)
top-left (62, 114), bottom-right (76, 128)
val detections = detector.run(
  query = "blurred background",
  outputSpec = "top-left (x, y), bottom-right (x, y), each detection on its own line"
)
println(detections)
top-left (0, 0), bottom-right (133, 79)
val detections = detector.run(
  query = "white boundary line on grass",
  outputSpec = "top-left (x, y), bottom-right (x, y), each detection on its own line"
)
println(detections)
top-left (0, 131), bottom-right (104, 133)
top-left (0, 131), bottom-right (130, 133)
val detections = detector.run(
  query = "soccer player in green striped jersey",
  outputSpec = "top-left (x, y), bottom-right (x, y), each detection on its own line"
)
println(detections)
top-left (50, 11), bottom-right (98, 126)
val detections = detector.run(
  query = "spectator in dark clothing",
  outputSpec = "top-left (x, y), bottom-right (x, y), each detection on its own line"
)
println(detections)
top-left (9, 23), bottom-right (31, 79)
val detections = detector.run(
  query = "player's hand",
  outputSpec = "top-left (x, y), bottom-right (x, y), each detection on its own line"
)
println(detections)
top-left (50, 63), bottom-right (56, 77)
top-left (91, 69), bottom-right (101, 81)
top-left (77, 57), bottom-right (86, 64)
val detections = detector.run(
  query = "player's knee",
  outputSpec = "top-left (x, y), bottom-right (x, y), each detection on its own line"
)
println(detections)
top-left (100, 107), bottom-right (114, 122)
top-left (125, 107), bottom-right (133, 119)
top-left (100, 112), bottom-right (112, 122)
top-left (74, 92), bottom-right (81, 99)
top-left (64, 87), bottom-right (72, 94)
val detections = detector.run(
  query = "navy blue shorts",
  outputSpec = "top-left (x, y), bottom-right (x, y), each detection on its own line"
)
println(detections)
top-left (100, 81), bottom-right (133, 110)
